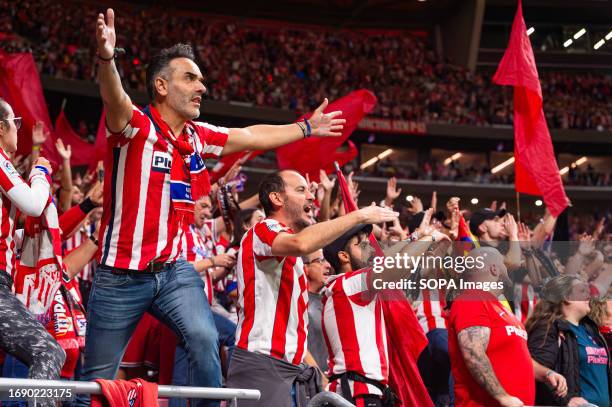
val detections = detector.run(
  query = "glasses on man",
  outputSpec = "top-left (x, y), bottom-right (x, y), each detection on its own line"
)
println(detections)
top-left (305, 257), bottom-right (327, 265)
top-left (3, 117), bottom-right (22, 130)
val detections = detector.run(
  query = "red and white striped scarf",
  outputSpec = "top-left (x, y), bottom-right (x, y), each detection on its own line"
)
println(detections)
top-left (13, 199), bottom-right (63, 315)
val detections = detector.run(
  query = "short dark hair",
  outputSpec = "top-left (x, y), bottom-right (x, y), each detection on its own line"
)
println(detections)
top-left (146, 43), bottom-right (196, 100)
top-left (0, 98), bottom-right (9, 121)
top-left (259, 172), bottom-right (286, 216)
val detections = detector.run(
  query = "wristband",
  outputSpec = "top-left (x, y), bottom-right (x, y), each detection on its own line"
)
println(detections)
top-left (34, 165), bottom-right (49, 175)
top-left (211, 257), bottom-right (216, 267)
top-left (97, 47), bottom-right (125, 62)
top-left (296, 121), bottom-right (307, 138)
top-left (89, 235), bottom-right (99, 246)
top-left (303, 118), bottom-right (312, 137)
top-left (545, 369), bottom-right (555, 378)
top-left (79, 197), bottom-right (97, 214)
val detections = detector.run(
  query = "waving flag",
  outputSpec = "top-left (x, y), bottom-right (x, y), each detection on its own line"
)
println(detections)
top-left (492, 0), bottom-right (568, 217)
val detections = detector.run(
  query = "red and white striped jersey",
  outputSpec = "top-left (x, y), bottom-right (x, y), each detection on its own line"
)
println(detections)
top-left (63, 226), bottom-right (95, 282)
top-left (513, 282), bottom-right (538, 324)
top-left (235, 219), bottom-right (308, 365)
top-left (322, 269), bottom-right (389, 398)
top-left (0, 150), bottom-right (23, 275)
top-left (98, 105), bottom-right (228, 271)
top-left (180, 224), bottom-right (214, 305)
top-left (415, 288), bottom-right (448, 333)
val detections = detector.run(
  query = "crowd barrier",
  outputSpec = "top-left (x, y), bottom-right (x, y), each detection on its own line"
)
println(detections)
top-left (0, 378), bottom-right (260, 406)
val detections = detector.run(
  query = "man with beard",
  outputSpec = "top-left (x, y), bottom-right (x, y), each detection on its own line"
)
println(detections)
top-left (320, 216), bottom-right (445, 407)
top-left (227, 170), bottom-right (399, 406)
top-left (84, 9), bottom-right (346, 407)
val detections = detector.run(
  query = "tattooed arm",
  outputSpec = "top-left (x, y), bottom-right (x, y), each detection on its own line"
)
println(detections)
top-left (457, 326), bottom-right (524, 407)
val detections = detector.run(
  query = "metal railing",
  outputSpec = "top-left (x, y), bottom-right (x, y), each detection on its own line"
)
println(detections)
top-left (308, 391), bottom-right (355, 407)
top-left (0, 378), bottom-right (260, 406)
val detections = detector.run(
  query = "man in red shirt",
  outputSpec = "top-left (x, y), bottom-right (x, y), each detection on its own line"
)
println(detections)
top-left (449, 246), bottom-right (535, 407)
top-left (80, 10), bottom-right (346, 407)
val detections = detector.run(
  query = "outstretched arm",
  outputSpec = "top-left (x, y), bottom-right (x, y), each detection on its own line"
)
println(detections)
top-left (96, 8), bottom-right (133, 133)
top-left (271, 206), bottom-right (398, 257)
top-left (222, 99), bottom-right (346, 155)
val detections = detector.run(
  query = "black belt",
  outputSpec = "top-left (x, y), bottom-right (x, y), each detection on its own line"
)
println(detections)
top-left (111, 261), bottom-right (176, 275)
top-left (328, 372), bottom-right (400, 407)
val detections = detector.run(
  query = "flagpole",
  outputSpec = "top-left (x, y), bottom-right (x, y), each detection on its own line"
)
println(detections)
top-left (61, 98), bottom-right (67, 111)
top-left (516, 191), bottom-right (521, 223)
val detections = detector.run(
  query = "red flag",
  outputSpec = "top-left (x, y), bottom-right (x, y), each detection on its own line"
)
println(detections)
top-left (335, 166), bottom-right (433, 407)
top-left (277, 90), bottom-right (377, 182)
top-left (492, 0), bottom-right (568, 217)
top-left (0, 51), bottom-right (59, 166)
top-left (54, 111), bottom-right (95, 167)
top-left (209, 151), bottom-right (262, 184)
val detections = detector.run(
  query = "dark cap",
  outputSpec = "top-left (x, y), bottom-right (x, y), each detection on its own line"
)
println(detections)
top-left (323, 224), bottom-right (373, 273)
top-left (469, 208), bottom-right (507, 236)
top-left (407, 211), bottom-right (425, 232)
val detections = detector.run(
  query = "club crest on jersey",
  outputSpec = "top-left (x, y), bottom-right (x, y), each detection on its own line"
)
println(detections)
top-left (3, 160), bottom-right (19, 178)
top-left (152, 151), bottom-right (172, 173)
top-left (127, 387), bottom-right (138, 407)
top-left (266, 222), bottom-right (284, 233)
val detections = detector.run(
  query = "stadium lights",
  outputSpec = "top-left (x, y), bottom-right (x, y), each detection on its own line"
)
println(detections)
top-left (535, 200), bottom-right (543, 207)
top-left (471, 198), bottom-right (479, 205)
top-left (443, 153), bottom-right (462, 166)
top-left (405, 195), bottom-right (414, 202)
top-left (594, 39), bottom-right (605, 50)
top-left (526, 27), bottom-right (535, 36)
top-left (491, 157), bottom-right (515, 174)
top-left (559, 156), bottom-right (588, 175)
top-left (563, 39), bottom-right (573, 48)
top-left (575, 156), bottom-right (588, 166)
top-left (573, 28), bottom-right (586, 40)
top-left (605, 30), bottom-right (612, 41)
top-left (360, 148), bottom-right (393, 170)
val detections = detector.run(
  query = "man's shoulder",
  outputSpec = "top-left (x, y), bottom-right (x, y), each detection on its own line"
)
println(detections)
top-left (191, 121), bottom-right (229, 136)
top-left (256, 218), bottom-right (291, 234)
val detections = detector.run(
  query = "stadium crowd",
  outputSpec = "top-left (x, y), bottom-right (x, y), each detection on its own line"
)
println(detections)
top-left (0, 5), bottom-right (610, 407)
top-left (360, 158), bottom-right (612, 187)
top-left (2, 0), bottom-right (612, 131)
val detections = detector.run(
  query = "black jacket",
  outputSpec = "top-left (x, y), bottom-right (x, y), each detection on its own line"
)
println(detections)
top-left (528, 316), bottom-right (612, 406)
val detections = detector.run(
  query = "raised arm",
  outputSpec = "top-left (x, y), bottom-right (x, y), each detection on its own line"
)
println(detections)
top-left (5, 159), bottom-right (52, 217)
top-left (457, 326), bottom-right (524, 407)
top-left (270, 206), bottom-right (398, 257)
top-left (96, 8), bottom-right (133, 133)
top-left (221, 99), bottom-right (346, 155)
top-left (56, 139), bottom-right (73, 213)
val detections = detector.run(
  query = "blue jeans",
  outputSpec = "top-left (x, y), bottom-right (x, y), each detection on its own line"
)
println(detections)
top-left (417, 328), bottom-right (454, 407)
top-left (2, 355), bottom-right (28, 407)
top-left (169, 312), bottom-right (236, 407)
top-left (74, 260), bottom-right (221, 407)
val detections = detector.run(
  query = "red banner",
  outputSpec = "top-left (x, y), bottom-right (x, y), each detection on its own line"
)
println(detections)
top-left (54, 111), bottom-right (95, 167)
top-left (357, 117), bottom-right (426, 135)
top-left (0, 51), bottom-right (59, 165)
top-left (492, 0), bottom-right (569, 217)
top-left (277, 89), bottom-right (377, 182)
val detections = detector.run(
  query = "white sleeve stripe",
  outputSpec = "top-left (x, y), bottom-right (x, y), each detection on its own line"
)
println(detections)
top-left (202, 145), bottom-right (223, 156)
top-left (194, 122), bottom-right (229, 134)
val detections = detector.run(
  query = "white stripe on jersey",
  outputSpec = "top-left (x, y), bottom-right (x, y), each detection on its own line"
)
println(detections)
top-left (128, 125), bottom-right (157, 270)
top-left (103, 146), bottom-right (128, 266)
